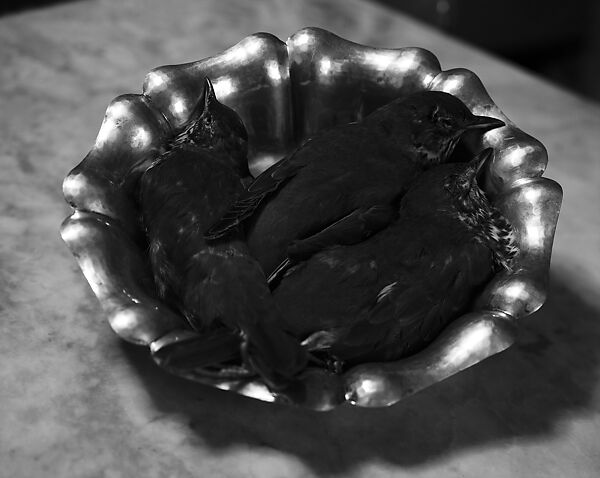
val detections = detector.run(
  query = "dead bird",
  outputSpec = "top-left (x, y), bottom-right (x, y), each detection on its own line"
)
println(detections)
top-left (138, 78), bottom-right (307, 388)
top-left (205, 91), bottom-right (505, 280)
top-left (271, 148), bottom-right (519, 367)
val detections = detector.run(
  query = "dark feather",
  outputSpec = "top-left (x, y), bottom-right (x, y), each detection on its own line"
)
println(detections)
top-left (204, 151), bottom-right (308, 239)
top-left (272, 154), bottom-right (515, 367)
top-left (208, 91), bottom-right (505, 276)
top-left (333, 237), bottom-right (492, 363)
top-left (138, 83), bottom-right (307, 387)
top-left (287, 204), bottom-right (397, 260)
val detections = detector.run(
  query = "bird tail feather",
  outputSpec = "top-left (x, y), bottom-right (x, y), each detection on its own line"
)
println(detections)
top-left (241, 315), bottom-right (308, 390)
top-left (155, 328), bottom-right (243, 370)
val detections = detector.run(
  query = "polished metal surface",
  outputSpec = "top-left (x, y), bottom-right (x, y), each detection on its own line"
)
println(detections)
top-left (61, 27), bottom-right (563, 410)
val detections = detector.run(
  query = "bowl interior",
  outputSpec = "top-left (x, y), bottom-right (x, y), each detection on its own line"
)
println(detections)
top-left (61, 28), bottom-right (562, 409)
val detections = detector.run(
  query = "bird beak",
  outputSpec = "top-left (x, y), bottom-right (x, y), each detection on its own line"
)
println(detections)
top-left (187, 77), bottom-right (217, 121)
top-left (202, 77), bottom-right (217, 109)
top-left (473, 147), bottom-right (493, 173)
top-left (464, 115), bottom-right (505, 132)
top-left (463, 148), bottom-right (494, 184)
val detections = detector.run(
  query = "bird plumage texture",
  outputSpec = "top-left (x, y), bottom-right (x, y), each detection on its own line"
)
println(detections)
top-left (271, 149), bottom-right (518, 367)
top-left (206, 91), bottom-right (505, 279)
top-left (138, 79), bottom-right (306, 388)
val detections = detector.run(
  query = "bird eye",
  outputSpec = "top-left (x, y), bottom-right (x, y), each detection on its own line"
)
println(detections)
top-left (436, 116), bottom-right (453, 130)
top-left (430, 106), bottom-right (451, 129)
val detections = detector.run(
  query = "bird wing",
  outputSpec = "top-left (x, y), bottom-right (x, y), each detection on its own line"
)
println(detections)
top-left (286, 204), bottom-right (397, 261)
top-left (182, 248), bottom-right (308, 387)
top-left (272, 246), bottom-right (380, 337)
top-left (204, 151), bottom-right (308, 239)
top-left (335, 235), bottom-right (492, 362)
top-left (267, 204), bottom-right (397, 286)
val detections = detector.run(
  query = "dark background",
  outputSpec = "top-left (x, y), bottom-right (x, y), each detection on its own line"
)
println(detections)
top-left (3, 0), bottom-right (598, 102)
top-left (376, 0), bottom-right (600, 102)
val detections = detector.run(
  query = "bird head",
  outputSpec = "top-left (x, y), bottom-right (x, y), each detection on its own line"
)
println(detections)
top-left (370, 91), bottom-right (505, 167)
top-left (173, 78), bottom-right (250, 178)
top-left (403, 148), bottom-right (519, 271)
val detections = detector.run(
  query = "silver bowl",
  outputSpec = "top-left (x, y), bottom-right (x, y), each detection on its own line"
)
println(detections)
top-left (61, 28), bottom-right (562, 410)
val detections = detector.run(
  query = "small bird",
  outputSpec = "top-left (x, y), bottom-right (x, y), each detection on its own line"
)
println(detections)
top-left (271, 148), bottom-right (519, 367)
top-left (138, 78), bottom-right (307, 388)
top-left (205, 91), bottom-right (505, 279)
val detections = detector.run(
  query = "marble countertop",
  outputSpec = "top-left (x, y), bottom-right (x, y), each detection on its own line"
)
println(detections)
top-left (1, 0), bottom-right (599, 476)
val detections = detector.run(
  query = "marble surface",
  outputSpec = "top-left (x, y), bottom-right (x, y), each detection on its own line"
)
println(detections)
top-left (1, 0), bottom-right (599, 476)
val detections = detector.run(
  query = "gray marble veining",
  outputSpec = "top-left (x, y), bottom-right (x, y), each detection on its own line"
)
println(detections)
top-left (1, 0), bottom-right (600, 476)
